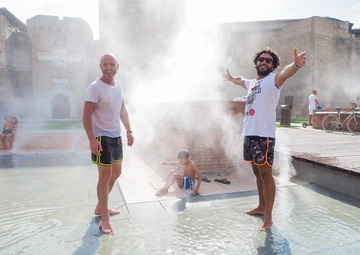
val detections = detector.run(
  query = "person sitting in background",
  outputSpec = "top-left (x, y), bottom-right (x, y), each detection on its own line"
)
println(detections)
top-left (9, 116), bottom-right (18, 142)
top-left (156, 149), bottom-right (202, 196)
top-left (356, 97), bottom-right (360, 109)
top-left (0, 116), bottom-right (18, 149)
top-left (1, 116), bottom-right (12, 149)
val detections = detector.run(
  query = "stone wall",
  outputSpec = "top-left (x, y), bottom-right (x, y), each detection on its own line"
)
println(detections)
top-left (0, 9), bottom-right (95, 120)
top-left (2, 6), bottom-right (360, 122)
top-left (0, 8), bottom-right (32, 118)
top-left (26, 15), bottom-right (93, 119)
top-left (99, 8), bottom-right (360, 119)
top-left (1, 101), bottom-right (246, 174)
top-left (217, 16), bottom-right (360, 120)
top-left (0, 132), bottom-right (88, 151)
top-left (139, 101), bottom-right (245, 174)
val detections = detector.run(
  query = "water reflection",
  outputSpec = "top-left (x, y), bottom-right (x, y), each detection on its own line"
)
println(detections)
top-left (0, 153), bottom-right (90, 169)
top-left (2, 153), bottom-right (360, 254)
top-left (0, 155), bottom-right (14, 168)
top-left (257, 229), bottom-right (291, 255)
top-left (72, 216), bottom-right (101, 255)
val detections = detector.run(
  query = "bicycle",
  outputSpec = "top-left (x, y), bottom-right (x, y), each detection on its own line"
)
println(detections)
top-left (322, 102), bottom-right (360, 134)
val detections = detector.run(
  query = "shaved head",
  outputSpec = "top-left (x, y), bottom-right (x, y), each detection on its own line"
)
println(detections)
top-left (99, 53), bottom-right (119, 84)
top-left (100, 53), bottom-right (118, 64)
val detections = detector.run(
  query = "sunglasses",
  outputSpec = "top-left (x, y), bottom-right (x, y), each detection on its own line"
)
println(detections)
top-left (257, 57), bottom-right (273, 64)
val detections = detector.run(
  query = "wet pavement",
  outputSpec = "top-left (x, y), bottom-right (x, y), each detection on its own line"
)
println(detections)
top-left (276, 127), bottom-right (360, 174)
top-left (1, 127), bottom-right (360, 254)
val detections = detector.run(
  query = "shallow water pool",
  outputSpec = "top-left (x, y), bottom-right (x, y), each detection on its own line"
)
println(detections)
top-left (1, 154), bottom-right (360, 255)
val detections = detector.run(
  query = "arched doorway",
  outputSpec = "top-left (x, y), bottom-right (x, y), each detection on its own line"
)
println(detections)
top-left (52, 93), bottom-right (70, 119)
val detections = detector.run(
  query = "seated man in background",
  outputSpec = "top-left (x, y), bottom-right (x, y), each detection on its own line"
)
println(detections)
top-left (0, 116), bottom-right (18, 149)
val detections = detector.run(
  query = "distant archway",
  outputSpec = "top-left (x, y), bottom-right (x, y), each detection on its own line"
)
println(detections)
top-left (52, 93), bottom-right (70, 119)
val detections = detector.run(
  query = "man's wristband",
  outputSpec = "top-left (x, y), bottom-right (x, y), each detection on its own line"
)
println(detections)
top-left (126, 130), bottom-right (132, 134)
top-left (293, 62), bottom-right (301, 69)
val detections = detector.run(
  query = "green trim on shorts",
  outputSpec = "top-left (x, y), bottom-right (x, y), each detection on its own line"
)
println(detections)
top-left (93, 161), bottom-right (112, 167)
top-left (91, 158), bottom-right (123, 166)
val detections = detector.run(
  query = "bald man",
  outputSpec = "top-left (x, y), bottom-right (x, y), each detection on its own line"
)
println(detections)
top-left (83, 53), bottom-right (134, 235)
top-left (308, 90), bottom-right (320, 126)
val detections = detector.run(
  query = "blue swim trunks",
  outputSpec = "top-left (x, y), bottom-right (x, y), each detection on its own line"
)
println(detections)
top-left (179, 176), bottom-right (195, 190)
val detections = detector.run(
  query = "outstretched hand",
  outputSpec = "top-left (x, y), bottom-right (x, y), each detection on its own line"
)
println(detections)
top-left (222, 69), bottom-right (232, 82)
top-left (293, 48), bottom-right (306, 68)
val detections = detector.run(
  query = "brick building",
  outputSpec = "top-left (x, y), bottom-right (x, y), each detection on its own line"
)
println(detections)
top-left (216, 17), bottom-right (360, 118)
top-left (26, 15), bottom-right (93, 119)
top-left (0, 8), bottom-right (32, 118)
top-left (0, 8), bottom-right (94, 119)
top-left (1, 4), bottom-right (359, 120)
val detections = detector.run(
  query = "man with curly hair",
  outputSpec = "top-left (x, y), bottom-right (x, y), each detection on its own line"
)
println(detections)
top-left (222, 47), bottom-right (306, 231)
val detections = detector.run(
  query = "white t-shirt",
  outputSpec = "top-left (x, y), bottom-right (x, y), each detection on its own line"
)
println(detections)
top-left (84, 78), bottom-right (123, 138)
top-left (309, 94), bottom-right (317, 110)
top-left (243, 73), bottom-right (282, 138)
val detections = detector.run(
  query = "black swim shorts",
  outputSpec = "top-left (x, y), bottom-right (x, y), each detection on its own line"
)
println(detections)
top-left (91, 136), bottom-right (123, 166)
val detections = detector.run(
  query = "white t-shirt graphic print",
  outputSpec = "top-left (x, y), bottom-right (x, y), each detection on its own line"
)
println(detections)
top-left (243, 73), bottom-right (282, 138)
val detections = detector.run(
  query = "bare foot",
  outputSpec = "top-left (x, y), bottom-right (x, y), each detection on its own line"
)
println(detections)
top-left (244, 207), bottom-right (265, 215)
top-left (99, 220), bottom-right (114, 235)
top-left (260, 220), bottom-right (273, 231)
top-left (155, 189), bottom-right (168, 196)
top-left (94, 207), bottom-right (120, 216)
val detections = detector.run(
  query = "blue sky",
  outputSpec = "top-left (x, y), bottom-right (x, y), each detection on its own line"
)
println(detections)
top-left (2, 0), bottom-right (360, 39)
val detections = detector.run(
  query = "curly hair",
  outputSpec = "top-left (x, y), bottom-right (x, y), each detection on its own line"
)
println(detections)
top-left (253, 47), bottom-right (281, 70)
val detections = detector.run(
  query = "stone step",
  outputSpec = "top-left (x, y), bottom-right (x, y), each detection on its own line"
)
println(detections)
top-left (1, 130), bottom-right (88, 150)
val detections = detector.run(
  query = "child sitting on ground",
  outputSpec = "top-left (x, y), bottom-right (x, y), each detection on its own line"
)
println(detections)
top-left (156, 149), bottom-right (202, 196)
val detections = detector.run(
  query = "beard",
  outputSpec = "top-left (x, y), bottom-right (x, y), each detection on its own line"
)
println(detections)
top-left (256, 65), bottom-right (272, 76)
top-left (102, 70), bottom-right (117, 80)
